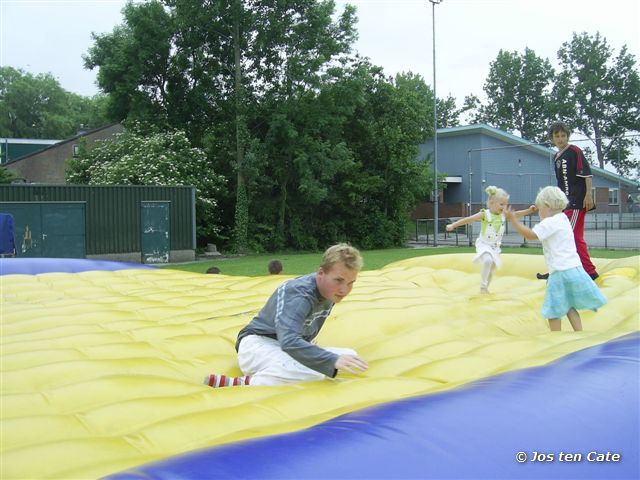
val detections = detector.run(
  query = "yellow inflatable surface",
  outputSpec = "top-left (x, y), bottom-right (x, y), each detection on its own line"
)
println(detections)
top-left (1, 254), bottom-right (638, 479)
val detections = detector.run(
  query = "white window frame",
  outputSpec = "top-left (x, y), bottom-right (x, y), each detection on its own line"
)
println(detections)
top-left (608, 188), bottom-right (619, 205)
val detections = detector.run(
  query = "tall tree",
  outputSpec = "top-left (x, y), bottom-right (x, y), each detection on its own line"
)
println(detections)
top-left (436, 94), bottom-right (460, 128)
top-left (0, 66), bottom-right (109, 139)
top-left (555, 32), bottom-right (640, 174)
top-left (242, 62), bottom-right (433, 251)
top-left (458, 94), bottom-right (482, 125)
top-left (84, 1), bottom-right (174, 124)
top-left (85, 0), bottom-right (357, 252)
top-left (327, 66), bottom-right (432, 249)
top-left (248, 1), bottom-right (357, 248)
top-left (347, 69), bottom-right (432, 248)
top-left (479, 48), bottom-right (555, 142)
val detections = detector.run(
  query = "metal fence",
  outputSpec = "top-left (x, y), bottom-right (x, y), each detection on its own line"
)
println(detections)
top-left (409, 213), bottom-right (640, 250)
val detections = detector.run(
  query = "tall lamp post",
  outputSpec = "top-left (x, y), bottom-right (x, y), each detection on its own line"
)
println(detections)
top-left (429, 0), bottom-right (443, 246)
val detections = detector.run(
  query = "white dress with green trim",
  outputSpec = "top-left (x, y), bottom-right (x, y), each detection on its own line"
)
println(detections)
top-left (473, 209), bottom-right (506, 268)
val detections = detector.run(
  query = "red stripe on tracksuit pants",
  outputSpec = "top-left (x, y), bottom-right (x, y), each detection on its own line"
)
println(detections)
top-left (564, 208), bottom-right (596, 275)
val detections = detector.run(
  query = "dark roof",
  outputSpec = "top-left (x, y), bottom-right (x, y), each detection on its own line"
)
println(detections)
top-left (5, 123), bottom-right (123, 164)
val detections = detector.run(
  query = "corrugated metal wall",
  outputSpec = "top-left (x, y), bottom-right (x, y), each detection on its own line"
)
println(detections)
top-left (0, 185), bottom-right (195, 255)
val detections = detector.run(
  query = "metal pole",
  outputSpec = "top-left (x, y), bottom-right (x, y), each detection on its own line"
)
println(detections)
top-left (191, 187), bottom-right (197, 250)
top-left (618, 144), bottom-right (622, 228)
top-left (429, 0), bottom-right (442, 246)
top-left (467, 150), bottom-right (472, 217)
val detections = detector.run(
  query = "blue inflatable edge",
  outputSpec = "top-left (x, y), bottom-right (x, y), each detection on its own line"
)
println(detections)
top-left (106, 332), bottom-right (640, 480)
top-left (0, 258), bottom-right (154, 275)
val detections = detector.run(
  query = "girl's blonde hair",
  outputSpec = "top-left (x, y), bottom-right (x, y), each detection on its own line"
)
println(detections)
top-left (535, 186), bottom-right (569, 211)
top-left (320, 243), bottom-right (363, 272)
top-left (485, 185), bottom-right (509, 207)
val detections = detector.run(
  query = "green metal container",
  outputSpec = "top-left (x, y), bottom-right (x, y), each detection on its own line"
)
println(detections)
top-left (0, 184), bottom-right (196, 263)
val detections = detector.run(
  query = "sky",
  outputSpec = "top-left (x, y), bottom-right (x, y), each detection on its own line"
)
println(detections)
top-left (1, 0), bottom-right (639, 108)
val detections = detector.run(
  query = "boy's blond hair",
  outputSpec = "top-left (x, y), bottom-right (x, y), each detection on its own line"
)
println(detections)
top-left (485, 185), bottom-right (509, 207)
top-left (320, 243), bottom-right (363, 272)
top-left (536, 186), bottom-right (569, 211)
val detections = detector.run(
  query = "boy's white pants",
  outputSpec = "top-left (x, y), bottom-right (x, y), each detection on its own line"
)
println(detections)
top-left (237, 334), bottom-right (357, 386)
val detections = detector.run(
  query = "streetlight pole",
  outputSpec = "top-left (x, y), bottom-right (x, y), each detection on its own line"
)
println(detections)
top-left (429, 0), bottom-right (443, 246)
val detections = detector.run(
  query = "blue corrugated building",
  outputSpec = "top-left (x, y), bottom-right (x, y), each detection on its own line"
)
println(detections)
top-left (416, 124), bottom-right (640, 218)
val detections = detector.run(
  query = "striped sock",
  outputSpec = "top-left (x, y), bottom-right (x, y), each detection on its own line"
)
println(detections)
top-left (203, 374), bottom-right (250, 387)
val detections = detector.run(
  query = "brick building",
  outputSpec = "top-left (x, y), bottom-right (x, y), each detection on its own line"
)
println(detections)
top-left (4, 123), bottom-right (124, 184)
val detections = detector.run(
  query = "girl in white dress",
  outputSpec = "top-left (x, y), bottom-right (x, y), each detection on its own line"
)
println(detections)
top-left (505, 186), bottom-right (606, 331)
top-left (446, 186), bottom-right (536, 293)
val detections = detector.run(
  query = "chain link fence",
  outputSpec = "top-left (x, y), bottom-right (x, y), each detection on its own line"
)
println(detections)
top-left (408, 212), bottom-right (640, 250)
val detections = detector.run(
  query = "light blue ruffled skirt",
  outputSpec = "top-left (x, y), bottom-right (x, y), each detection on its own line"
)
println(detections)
top-left (542, 267), bottom-right (607, 319)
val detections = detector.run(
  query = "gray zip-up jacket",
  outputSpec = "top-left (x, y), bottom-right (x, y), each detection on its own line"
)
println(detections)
top-left (235, 273), bottom-right (338, 377)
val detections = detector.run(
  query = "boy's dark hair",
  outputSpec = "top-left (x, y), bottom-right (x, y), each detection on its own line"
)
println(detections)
top-left (206, 266), bottom-right (221, 274)
top-left (548, 121), bottom-right (571, 139)
top-left (268, 260), bottom-right (283, 275)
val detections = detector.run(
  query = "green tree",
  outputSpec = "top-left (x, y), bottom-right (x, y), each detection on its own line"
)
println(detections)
top-left (347, 69), bottom-right (432, 248)
top-left (478, 48), bottom-right (555, 142)
top-left (0, 66), bottom-right (110, 139)
top-left (437, 94), bottom-right (462, 128)
top-left (555, 32), bottom-right (640, 175)
top-left (299, 65), bottom-right (431, 249)
top-left (85, 0), bottom-right (357, 253)
top-left (238, 62), bottom-right (432, 251)
top-left (82, 1), bottom-right (436, 251)
top-left (0, 166), bottom-right (17, 184)
top-left (66, 123), bottom-right (226, 240)
top-left (84, 1), bottom-right (174, 125)
top-left (458, 94), bottom-right (482, 125)
top-left (250, 69), bottom-right (358, 250)
top-left (245, 0), bottom-right (357, 249)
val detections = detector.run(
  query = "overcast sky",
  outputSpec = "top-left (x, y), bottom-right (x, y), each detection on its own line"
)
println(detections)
top-left (1, 0), bottom-right (639, 107)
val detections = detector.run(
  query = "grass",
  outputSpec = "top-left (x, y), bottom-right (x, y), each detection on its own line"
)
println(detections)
top-left (160, 246), bottom-right (638, 277)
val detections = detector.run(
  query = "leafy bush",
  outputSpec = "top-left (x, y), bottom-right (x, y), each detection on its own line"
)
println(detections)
top-left (66, 123), bottom-right (226, 242)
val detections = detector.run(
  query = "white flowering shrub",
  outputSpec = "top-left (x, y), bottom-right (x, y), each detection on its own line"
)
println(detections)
top-left (66, 125), bottom-right (226, 240)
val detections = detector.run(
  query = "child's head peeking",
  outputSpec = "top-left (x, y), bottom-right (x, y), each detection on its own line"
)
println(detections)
top-left (535, 186), bottom-right (569, 218)
top-left (485, 185), bottom-right (509, 213)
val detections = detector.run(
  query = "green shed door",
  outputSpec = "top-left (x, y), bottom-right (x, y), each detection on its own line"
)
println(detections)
top-left (0, 202), bottom-right (85, 258)
top-left (41, 203), bottom-right (86, 258)
top-left (141, 201), bottom-right (170, 264)
top-left (1, 203), bottom-right (43, 257)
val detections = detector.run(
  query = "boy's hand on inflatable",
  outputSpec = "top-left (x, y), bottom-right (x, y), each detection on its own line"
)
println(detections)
top-left (335, 354), bottom-right (368, 375)
top-left (446, 224), bottom-right (454, 232)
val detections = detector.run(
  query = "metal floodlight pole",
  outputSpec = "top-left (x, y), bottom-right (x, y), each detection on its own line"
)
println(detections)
top-left (429, 0), bottom-right (443, 246)
top-left (618, 143), bottom-right (622, 224)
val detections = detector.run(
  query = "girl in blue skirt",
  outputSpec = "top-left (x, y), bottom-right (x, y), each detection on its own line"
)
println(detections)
top-left (505, 186), bottom-right (606, 331)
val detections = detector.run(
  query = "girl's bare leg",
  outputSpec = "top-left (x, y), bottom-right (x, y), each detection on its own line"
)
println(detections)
top-left (548, 318), bottom-right (561, 331)
top-left (567, 308), bottom-right (583, 331)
